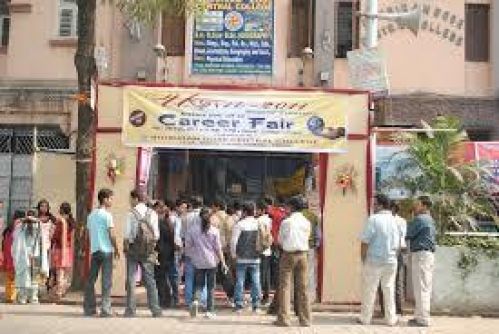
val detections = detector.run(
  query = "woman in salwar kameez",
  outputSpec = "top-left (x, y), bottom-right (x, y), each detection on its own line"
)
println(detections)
top-left (1, 210), bottom-right (25, 303)
top-left (12, 210), bottom-right (49, 304)
top-left (37, 199), bottom-right (55, 295)
top-left (49, 202), bottom-right (75, 300)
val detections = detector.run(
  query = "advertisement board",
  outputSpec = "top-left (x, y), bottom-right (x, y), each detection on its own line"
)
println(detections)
top-left (123, 86), bottom-right (351, 153)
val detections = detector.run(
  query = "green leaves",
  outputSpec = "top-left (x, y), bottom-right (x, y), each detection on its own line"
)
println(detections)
top-left (382, 116), bottom-right (498, 233)
top-left (118, 0), bottom-right (207, 23)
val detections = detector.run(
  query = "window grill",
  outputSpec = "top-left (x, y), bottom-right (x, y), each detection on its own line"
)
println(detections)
top-left (0, 127), bottom-right (70, 154)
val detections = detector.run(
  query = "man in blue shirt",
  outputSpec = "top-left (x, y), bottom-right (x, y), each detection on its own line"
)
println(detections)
top-left (359, 194), bottom-right (402, 326)
top-left (83, 188), bottom-right (120, 317)
top-left (406, 196), bottom-right (436, 327)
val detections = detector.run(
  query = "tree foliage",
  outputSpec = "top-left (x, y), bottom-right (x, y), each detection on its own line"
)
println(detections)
top-left (380, 116), bottom-right (498, 233)
top-left (118, 0), bottom-right (207, 23)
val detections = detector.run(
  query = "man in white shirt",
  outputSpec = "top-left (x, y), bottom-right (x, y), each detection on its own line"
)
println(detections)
top-left (123, 189), bottom-right (162, 318)
top-left (274, 196), bottom-right (311, 328)
top-left (378, 201), bottom-right (407, 317)
top-left (359, 194), bottom-right (402, 326)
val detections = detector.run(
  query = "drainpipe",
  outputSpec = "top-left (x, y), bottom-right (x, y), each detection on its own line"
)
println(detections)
top-left (313, 0), bottom-right (335, 87)
top-left (365, 0), bottom-right (378, 48)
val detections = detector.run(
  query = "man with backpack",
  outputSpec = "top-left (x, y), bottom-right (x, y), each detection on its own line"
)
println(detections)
top-left (123, 189), bottom-right (162, 318)
top-left (231, 202), bottom-right (271, 314)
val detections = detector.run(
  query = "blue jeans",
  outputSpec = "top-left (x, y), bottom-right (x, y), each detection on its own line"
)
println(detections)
top-left (84, 251), bottom-right (113, 316)
top-left (184, 257), bottom-right (206, 306)
top-left (235, 262), bottom-right (261, 310)
top-left (194, 268), bottom-right (216, 312)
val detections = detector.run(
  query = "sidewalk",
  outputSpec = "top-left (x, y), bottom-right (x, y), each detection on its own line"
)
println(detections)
top-left (3, 285), bottom-right (499, 317)
top-left (2, 303), bottom-right (499, 334)
top-left (1, 284), bottom-right (363, 312)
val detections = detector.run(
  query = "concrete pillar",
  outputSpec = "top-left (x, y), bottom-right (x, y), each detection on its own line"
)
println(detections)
top-left (314, 0), bottom-right (335, 87)
top-left (492, 0), bottom-right (499, 96)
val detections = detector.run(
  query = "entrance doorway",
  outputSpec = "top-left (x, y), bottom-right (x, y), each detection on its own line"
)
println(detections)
top-left (142, 148), bottom-right (321, 302)
top-left (150, 149), bottom-right (315, 205)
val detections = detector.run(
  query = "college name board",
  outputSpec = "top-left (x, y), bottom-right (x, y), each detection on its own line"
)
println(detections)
top-left (191, 0), bottom-right (274, 75)
top-left (123, 86), bottom-right (349, 153)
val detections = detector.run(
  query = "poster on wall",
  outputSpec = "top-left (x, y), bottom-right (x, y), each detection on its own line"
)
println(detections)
top-left (347, 49), bottom-right (389, 94)
top-left (122, 86), bottom-right (352, 153)
top-left (473, 143), bottom-right (499, 188)
top-left (191, 0), bottom-right (274, 75)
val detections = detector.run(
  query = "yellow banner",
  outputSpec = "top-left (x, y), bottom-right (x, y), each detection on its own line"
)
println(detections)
top-left (123, 86), bottom-right (349, 153)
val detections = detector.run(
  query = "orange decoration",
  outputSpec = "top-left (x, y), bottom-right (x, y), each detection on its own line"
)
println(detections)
top-left (335, 164), bottom-right (358, 196)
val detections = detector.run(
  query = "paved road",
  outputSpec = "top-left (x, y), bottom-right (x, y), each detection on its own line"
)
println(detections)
top-left (1, 303), bottom-right (499, 334)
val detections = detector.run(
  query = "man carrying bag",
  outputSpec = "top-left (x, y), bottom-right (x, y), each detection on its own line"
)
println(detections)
top-left (123, 189), bottom-right (162, 318)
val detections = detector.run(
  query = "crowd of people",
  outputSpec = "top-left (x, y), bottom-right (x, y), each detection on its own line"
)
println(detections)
top-left (0, 190), bottom-right (437, 328)
top-left (0, 200), bottom-right (75, 304)
top-left (83, 188), bottom-right (320, 327)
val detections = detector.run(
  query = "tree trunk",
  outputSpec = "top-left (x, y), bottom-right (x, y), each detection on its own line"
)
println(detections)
top-left (72, 0), bottom-right (97, 290)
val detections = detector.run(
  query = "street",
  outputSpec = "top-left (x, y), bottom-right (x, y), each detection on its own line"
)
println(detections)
top-left (1, 303), bottom-right (499, 334)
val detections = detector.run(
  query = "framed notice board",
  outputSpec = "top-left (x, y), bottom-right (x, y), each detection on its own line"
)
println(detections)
top-left (191, 0), bottom-right (274, 75)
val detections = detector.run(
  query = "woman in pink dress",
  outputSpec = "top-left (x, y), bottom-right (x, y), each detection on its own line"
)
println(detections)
top-left (49, 202), bottom-right (74, 300)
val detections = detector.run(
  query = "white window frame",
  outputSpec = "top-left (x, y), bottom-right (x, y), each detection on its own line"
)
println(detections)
top-left (58, 0), bottom-right (78, 38)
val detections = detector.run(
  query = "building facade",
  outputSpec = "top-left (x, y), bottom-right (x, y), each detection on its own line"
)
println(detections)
top-left (4, 0), bottom-right (495, 140)
top-left (0, 0), bottom-right (497, 302)
top-left (0, 0), bottom-right (144, 214)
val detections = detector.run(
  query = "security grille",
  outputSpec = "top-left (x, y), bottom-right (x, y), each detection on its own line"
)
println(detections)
top-left (0, 127), bottom-right (70, 154)
top-left (0, 127), bottom-right (70, 218)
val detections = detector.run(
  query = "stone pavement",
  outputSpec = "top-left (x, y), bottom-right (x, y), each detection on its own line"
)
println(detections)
top-left (1, 303), bottom-right (499, 334)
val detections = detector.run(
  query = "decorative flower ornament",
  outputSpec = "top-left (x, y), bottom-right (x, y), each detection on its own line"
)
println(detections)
top-left (335, 164), bottom-right (358, 196)
top-left (106, 154), bottom-right (125, 184)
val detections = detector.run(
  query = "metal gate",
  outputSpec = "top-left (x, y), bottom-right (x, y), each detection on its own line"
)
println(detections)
top-left (0, 127), bottom-right (69, 218)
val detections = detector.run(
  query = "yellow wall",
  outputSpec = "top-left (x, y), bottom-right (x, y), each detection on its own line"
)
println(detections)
top-left (97, 85), bottom-right (124, 128)
top-left (322, 141), bottom-right (368, 302)
top-left (32, 151), bottom-right (76, 211)
top-left (321, 93), bottom-right (369, 303)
